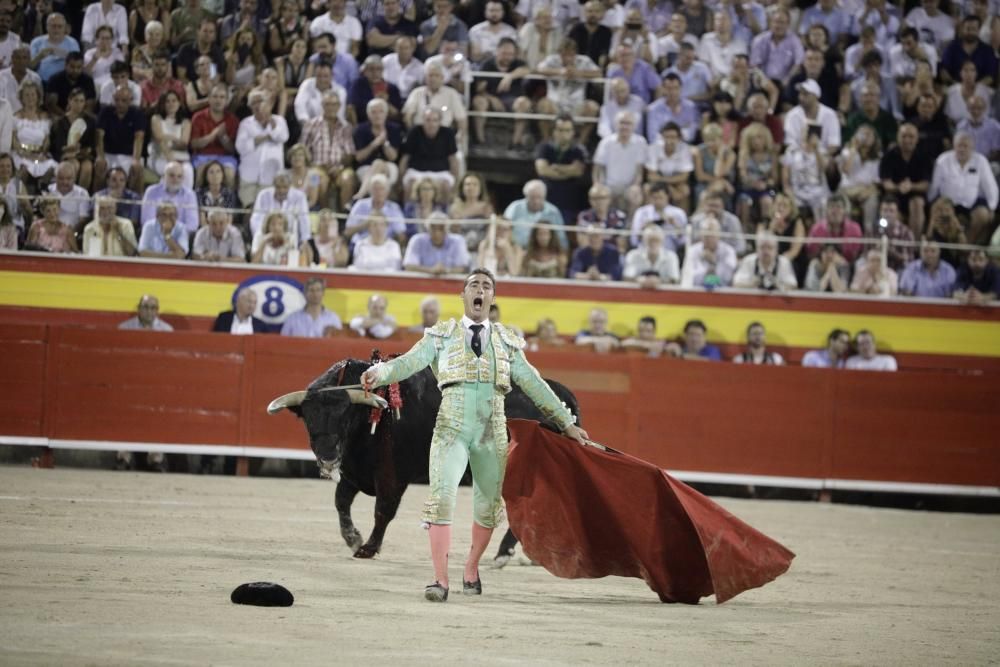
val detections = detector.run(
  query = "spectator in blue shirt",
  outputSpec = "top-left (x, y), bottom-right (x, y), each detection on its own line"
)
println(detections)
top-left (138, 201), bottom-right (189, 259)
top-left (606, 41), bottom-right (661, 104)
top-left (668, 319), bottom-right (722, 361)
top-left (899, 241), bottom-right (957, 298)
top-left (402, 211), bottom-right (470, 275)
top-left (570, 225), bottom-right (623, 281)
top-left (29, 13), bottom-right (80, 83)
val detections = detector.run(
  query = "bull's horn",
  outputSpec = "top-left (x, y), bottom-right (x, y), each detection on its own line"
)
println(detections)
top-left (345, 389), bottom-right (389, 409)
top-left (267, 390), bottom-right (307, 414)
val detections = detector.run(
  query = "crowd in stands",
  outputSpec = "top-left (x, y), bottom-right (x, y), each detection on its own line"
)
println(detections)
top-left (1, 0), bottom-right (999, 304)
top-left (119, 274), bottom-right (902, 374)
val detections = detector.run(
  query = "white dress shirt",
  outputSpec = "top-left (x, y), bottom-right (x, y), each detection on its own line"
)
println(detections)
top-left (235, 115), bottom-right (289, 186)
top-left (82, 2), bottom-right (129, 47)
top-left (680, 241), bottom-right (738, 287)
top-left (929, 150), bottom-right (999, 211)
top-left (382, 54), bottom-right (425, 99)
top-left (460, 314), bottom-right (490, 350)
top-left (293, 78), bottom-right (348, 124)
top-left (248, 186), bottom-right (311, 242)
top-left (349, 313), bottom-right (397, 338)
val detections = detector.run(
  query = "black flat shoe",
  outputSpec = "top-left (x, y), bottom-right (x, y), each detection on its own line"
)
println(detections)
top-left (463, 578), bottom-right (482, 595)
top-left (424, 582), bottom-right (448, 602)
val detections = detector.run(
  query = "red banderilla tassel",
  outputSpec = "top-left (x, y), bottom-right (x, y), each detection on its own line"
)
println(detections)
top-left (388, 382), bottom-right (402, 420)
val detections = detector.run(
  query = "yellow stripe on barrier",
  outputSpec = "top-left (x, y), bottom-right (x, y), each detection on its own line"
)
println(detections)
top-left (2, 270), bottom-right (999, 357)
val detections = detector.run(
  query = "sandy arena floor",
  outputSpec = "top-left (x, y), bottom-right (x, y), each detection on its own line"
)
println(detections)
top-left (0, 465), bottom-right (998, 666)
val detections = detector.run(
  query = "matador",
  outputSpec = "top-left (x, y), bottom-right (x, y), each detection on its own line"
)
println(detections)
top-left (361, 268), bottom-right (589, 602)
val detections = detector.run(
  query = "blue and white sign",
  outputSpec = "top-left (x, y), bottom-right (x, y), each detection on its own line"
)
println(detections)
top-left (232, 275), bottom-right (306, 328)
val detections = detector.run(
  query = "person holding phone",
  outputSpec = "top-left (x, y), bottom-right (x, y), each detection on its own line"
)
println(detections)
top-left (782, 78), bottom-right (841, 158)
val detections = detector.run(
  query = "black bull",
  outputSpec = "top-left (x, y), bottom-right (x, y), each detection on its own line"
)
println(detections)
top-left (269, 358), bottom-right (581, 559)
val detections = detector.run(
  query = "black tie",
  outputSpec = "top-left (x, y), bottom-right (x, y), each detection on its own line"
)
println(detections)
top-left (470, 324), bottom-right (484, 358)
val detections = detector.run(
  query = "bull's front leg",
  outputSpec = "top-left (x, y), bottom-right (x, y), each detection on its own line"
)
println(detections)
top-left (493, 528), bottom-right (519, 568)
top-left (334, 478), bottom-right (364, 552)
top-left (353, 489), bottom-right (405, 559)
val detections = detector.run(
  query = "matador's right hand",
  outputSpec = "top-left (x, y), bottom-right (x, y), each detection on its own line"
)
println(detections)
top-left (361, 369), bottom-right (377, 395)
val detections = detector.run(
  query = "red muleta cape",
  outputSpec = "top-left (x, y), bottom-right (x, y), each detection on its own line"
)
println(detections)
top-left (502, 419), bottom-right (795, 604)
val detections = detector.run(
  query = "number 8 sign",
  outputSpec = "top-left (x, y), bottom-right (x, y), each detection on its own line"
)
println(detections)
top-left (232, 275), bottom-right (307, 329)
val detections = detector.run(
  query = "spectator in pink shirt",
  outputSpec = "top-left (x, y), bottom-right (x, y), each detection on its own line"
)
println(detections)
top-left (806, 193), bottom-right (865, 263)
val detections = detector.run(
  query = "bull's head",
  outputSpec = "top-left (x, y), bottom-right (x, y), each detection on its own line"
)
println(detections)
top-left (267, 360), bottom-right (386, 483)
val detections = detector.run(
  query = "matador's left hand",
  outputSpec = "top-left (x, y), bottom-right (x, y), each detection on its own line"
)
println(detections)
top-left (563, 425), bottom-right (589, 447)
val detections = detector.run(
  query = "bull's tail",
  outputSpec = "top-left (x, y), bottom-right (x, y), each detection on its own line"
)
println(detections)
top-left (267, 391), bottom-right (307, 416)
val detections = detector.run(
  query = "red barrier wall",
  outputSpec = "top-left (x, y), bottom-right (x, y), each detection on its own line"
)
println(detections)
top-left (1, 324), bottom-right (998, 489)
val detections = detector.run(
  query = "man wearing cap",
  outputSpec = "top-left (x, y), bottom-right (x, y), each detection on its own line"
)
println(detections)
top-left (361, 268), bottom-right (588, 602)
top-left (783, 78), bottom-right (841, 157)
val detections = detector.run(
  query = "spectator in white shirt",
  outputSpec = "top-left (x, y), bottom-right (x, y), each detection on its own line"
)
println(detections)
top-left (929, 132), bottom-right (999, 243)
top-left (630, 181), bottom-right (688, 252)
top-left (698, 10), bottom-right (748, 79)
top-left (349, 293), bottom-right (398, 338)
top-left (645, 121), bottom-right (695, 214)
top-left (350, 214), bottom-right (403, 271)
top-left (382, 35), bottom-right (425, 99)
top-left (904, 0), bottom-right (955, 51)
top-left (294, 60), bottom-right (348, 126)
top-left (535, 39), bottom-right (601, 144)
top-left (733, 231), bottom-right (798, 290)
top-left (623, 223), bottom-right (680, 287)
top-left (592, 110), bottom-right (647, 217)
top-left (98, 60), bottom-right (142, 107)
top-left (783, 78), bottom-right (841, 156)
top-left (248, 172), bottom-right (311, 244)
top-left (309, 0), bottom-right (363, 57)
top-left (468, 0), bottom-right (517, 64)
top-left (888, 26), bottom-right (938, 78)
top-left (47, 161), bottom-right (91, 233)
top-left (597, 77), bottom-right (645, 139)
top-left (845, 329), bottom-right (898, 371)
top-left (81, 0), bottom-right (129, 50)
top-left (401, 63), bottom-right (467, 137)
top-left (235, 89), bottom-right (289, 206)
top-left (680, 217), bottom-right (738, 287)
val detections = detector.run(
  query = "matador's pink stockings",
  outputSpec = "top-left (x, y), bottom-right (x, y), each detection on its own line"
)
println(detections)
top-left (428, 524), bottom-right (451, 588)
top-left (464, 522), bottom-right (493, 583)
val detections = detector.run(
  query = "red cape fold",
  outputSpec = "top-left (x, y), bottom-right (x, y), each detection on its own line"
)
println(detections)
top-left (503, 419), bottom-right (795, 604)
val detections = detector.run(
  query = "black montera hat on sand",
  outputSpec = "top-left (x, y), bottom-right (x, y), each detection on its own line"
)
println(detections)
top-left (231, 582), bottom-right (294, 607)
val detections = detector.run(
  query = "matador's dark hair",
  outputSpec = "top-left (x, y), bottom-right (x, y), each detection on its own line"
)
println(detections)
top-left (464, 267), bottom-right (497, 290)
